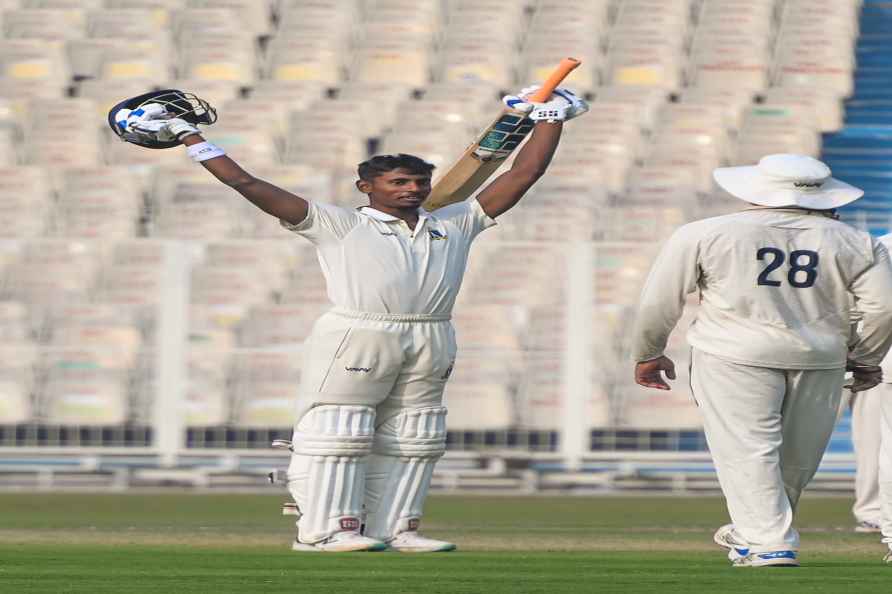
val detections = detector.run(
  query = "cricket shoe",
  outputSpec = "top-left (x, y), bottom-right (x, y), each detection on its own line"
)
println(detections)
top-left (386, 531), bottom-right (456, 553)
top-left (855, 520), bottom-right (882, 533)
top-left (884, 549), bottom-right (892, 564)
top-left (736, 550), bottom-right (800, 567)
top-left (713, 524), bottom-right (750, 564)
top-left (291, 531), bottom-right (387, 553)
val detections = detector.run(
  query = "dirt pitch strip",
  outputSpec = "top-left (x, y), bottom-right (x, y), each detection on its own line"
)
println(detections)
top-left (0, 493), bottom-right (888, 593)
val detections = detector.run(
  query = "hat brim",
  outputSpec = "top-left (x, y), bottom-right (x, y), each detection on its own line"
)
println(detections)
top-left (713, 165), bottom-right (864, 210)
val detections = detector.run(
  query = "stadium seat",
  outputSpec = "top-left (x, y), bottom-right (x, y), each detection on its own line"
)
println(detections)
top-left (0, 376), bottom-right (33, 424)
top-left (191, 265), bottom-right (276, 307)
top-left (678, 86), bottom-right (757, 132)
top-left (437, 39), bottom-right (516, 87)
top-left (2, 8), bottom-right (86, 40)
top-left (82, 38), bottom-right (172, 83)
top-left (151, 181), bottom-right (243, 239)
top-left (42, 371), bottom-right (129, 425)
top-left (52, 167), bottom-right (143, 238)
top-left (0, 301), bottom-right (34, 343)
top-left (350, 42), bottom-right (432, 87)
top-left (246, 79), bottom-right (327, 108)
top-left (593, 86), bottom-right (670, 128)
top-left (592, 243), bottom-right (659, 306)
top-left (2, 240), bottom-right (101, 307)
top-left (25, 98), bottom-right (103, 167)
top-left (276, 260), bottom-right (331, 305)
top-left (86, 9), bottom-right (167, 40)
top-left (77, 78), bottom-right (162, 122)
top-left (443, 382), bottom-right (514, 430)
top-left (172, 8), bottom-right (243, 43)
top-left (159, 78), bottom-right (242, 108)
top-left (604, 206), bottom-right (686, 243)
top-left (0, 39), bottom-right (70, 98)
top-left (179, 34), bottom-right (258, 83)
top-left (236, 304), bottom-right (326, 347)
top-left (186, 0), bottom-right (273, 35)
top-left (103, 0), bottom-right (180, 27)
top-left (202, 121), bottom-right (278, 167)
top-left (760, 88), bottom-right (844, 133)
top-left (263, 38), bottom-right (345, 84)
top-left (231, 380), bottom-right (295, 427)
top-left (515, 354), bottom-right (567, 430)
top-left (185, 347), bottom-right (230, 426)
top-left (0, 166), bottom-right (52, 237)
top-left (283, 105), bottom-right (370, 171)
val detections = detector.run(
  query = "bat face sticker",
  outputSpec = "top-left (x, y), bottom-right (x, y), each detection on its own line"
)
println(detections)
top-left (474, 114), bottom-right (536, 161)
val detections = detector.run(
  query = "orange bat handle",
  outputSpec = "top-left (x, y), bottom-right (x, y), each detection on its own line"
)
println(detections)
top-left (527, 58), bottom-right (581, 102)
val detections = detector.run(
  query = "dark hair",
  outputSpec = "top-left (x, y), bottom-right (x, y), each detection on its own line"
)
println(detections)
top-left (357, 153), bottom-right (435, 181)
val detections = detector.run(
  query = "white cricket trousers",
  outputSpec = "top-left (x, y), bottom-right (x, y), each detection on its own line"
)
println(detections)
top-left (690, 349), bottom-right (845, 553)
top-left (293, 307), bottom-right (457, 428)
top-left (851, 387), bottom-right (884, 524)
top-left (880, 385), bottom-right (892, 548)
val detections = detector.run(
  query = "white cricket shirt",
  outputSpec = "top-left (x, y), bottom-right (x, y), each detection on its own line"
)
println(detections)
top-left (281, 198), bottom-right (496, 315)
top-left (877, 233), bottom-right (892, 380)
top-left (631, 208), bottom-right (892, 369)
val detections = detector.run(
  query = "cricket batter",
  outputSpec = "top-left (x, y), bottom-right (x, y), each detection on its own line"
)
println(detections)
top-left (116, 87), bottom-right (588, 552)
top-left (630, 154), bottom-right (892, 567)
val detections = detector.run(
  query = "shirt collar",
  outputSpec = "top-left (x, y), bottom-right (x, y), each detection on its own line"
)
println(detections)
top-left (357, 206), bottom-right (431, 222)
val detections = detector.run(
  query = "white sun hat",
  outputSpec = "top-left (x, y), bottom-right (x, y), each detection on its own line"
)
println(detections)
top-left (713, 154), bottom-right (864, 210)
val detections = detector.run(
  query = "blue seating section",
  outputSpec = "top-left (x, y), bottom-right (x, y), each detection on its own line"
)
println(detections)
top-left (833, 0), bottom-right (892, 236)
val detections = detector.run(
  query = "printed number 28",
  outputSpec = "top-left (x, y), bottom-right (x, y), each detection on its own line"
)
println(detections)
top-left (757, 248), bottom-right (819, 288)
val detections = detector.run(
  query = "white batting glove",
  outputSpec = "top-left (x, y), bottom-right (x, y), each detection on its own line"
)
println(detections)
top-left (502, 86), bottom-right (589, 123)
top-left (129, 117), bottom-right (200, 143)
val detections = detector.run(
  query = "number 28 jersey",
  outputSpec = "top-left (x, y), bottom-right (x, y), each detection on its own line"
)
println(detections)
top-left (631, 207), bottom-right (892, 369)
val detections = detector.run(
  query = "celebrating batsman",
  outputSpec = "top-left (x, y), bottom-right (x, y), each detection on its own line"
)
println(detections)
top-left (630, 154), bottom-right (892, 567)
top-left (111, 87), bottom-right (587, 552)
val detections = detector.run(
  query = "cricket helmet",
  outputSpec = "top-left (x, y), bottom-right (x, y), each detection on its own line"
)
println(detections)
top-left (107, 89), bottom-right (217, 149)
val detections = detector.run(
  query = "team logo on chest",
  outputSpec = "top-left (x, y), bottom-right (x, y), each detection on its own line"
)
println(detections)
top-left (428, 228), bottom-right (447, 241)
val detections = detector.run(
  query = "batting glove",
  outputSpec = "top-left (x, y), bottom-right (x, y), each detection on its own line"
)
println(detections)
top-left (844, 360), bottom-right (883, 393)
top-left (129, 117), bottom-right (200, 143)
top-left (502, 86), bottom-right (589, 123)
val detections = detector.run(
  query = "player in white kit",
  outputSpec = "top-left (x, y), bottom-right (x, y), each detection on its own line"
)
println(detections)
top-left (848, 233), bottom-right (892, 561)
top-left (115, 87), bottom-right (588, 552)
top-left (629, 154), bottom-right (892, 567)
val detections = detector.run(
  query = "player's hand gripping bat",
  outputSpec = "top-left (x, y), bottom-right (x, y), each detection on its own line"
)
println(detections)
top-left (422, 57), bottom-right (581, 211)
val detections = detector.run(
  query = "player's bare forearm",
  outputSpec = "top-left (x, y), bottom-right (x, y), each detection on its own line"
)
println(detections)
top-left (475, 122), bottom-right (562, 218)
top-left (181, 135), bottom-right (308, 225)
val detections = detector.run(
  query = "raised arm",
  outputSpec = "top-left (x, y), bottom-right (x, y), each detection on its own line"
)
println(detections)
top-left (474, 86), bottom-right (588, 218)
top-left (474, 122), bottom-right (562, 219)
top-left (180, 134), bottom-right (308, 226)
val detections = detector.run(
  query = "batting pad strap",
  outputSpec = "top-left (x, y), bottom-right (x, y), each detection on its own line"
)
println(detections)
top-left (373, 407), bottom-right (447, 458)
top-left (291, 405), bottom-right (376, 457)
top-left (186, 141), bottom-right (226, 162)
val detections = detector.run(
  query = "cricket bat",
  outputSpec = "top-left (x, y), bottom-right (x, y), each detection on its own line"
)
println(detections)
top-left (422, 57), bottom-right (581, 211)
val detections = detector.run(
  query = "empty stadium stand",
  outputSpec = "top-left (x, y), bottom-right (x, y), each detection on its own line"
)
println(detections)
top-left (0, 0), bottom-right (873, 491)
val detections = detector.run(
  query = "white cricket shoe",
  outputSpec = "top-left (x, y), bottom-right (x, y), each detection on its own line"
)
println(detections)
top-left (883, 549), bottom-right (892, 564)
top-left (855, 520), bottom-right (882, 533)
top-left (713, 524), bottom-right (750, 564)
top-left (292, 531), bottom-right (387, 553)
top-left (386, 531), bottom-right (456, 553)
top-left (740, 550), bottom-right (800, 567)
top-left (713, 524), bottom-right (799, 567)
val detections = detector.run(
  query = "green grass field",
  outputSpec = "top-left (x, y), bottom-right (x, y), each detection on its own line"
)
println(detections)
top-left (0, 492), bottom-right (887, 593)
